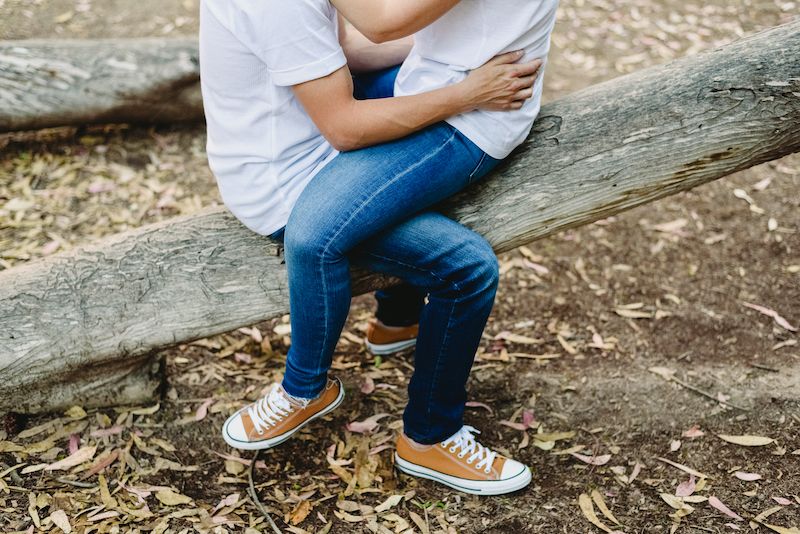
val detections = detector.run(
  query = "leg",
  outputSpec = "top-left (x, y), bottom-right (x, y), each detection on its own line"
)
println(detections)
top-left (352, 214), bottom-right (531, 496)
top-left (281, 123), bottom-right (499, 400)
top-left (353, 65), bottom-right (429, 327)
top-left (349, 212), bottom-right (499, 444)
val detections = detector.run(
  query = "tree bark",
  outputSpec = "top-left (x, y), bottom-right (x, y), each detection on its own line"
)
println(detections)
top-left (1, 22), bottom-right (798, 414)
top-left (0, 38), bottom-right (202, 132)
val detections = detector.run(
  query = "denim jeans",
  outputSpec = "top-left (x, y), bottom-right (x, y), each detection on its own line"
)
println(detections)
top-left (270, 66), bottom-right (501, 444)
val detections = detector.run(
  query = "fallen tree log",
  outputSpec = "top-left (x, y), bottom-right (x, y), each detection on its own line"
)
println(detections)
top-left (0, 38), bottom-right (202, 132)
top-left (1, 22), bottom-right (798, 414)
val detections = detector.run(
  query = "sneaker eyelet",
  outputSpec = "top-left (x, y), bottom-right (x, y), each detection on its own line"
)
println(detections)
top-left (484, 468), bottom-right (491, 474)
top-left (449, 447), bottom-right (457, 453)
top-left (457, 453), bottom-right (466, 459)
top-left (441, 443), bottom-right (447, 448)
top-left (466, 458), bottom-right (473, 464)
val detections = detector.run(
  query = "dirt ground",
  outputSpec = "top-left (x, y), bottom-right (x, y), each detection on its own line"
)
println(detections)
top-left (1, 0), bottom-right (799, 533)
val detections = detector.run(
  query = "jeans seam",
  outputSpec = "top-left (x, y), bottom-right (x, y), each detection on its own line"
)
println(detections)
top-left (468, 152), bottom-right (488, 183)
top-left (423, 297), bottom-right (457, 439)
top-left (360, 249), bottom-right (462, 293)
top-left (309, 129), bottom-right (460, 392)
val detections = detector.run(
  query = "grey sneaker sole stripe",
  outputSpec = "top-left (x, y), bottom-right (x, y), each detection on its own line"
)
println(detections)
top-left (365, 337), bottom-right (417, 355)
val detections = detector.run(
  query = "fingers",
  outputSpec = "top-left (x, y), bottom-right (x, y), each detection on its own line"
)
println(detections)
top-left (515, 74), bottom-right (539, 90)
top-left (511, 59), bottom-right (543, 78)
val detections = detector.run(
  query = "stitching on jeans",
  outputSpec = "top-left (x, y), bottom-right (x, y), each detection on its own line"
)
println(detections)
top-left (311, 129), bottom-right (459, 392)
top-left (468, 152), bottom-right (488, 182)
top-left (361, 249), bottom-right (462, 293)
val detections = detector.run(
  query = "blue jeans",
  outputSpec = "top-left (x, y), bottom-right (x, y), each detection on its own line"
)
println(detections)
top-left (271, 66), bottom-right (501, 444)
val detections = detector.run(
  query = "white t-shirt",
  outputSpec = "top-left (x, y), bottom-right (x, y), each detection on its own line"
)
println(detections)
top-left (199, 0), bottom-right (345, 236)
top-left (395, 0), bottom-right (559, 159)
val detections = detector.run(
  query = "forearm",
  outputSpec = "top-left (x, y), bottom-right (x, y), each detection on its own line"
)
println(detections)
top-left (340, 16), bottom-right (413, 72)
top-left (344, 35), bottom-right (413, 73)
top-left (332, 0), bottom-right (459, 42)
top-left (336, 85), bottom-right (470, 151)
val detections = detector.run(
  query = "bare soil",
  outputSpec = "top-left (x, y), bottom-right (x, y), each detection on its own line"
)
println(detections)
top-left (1, 1), bottom-right (798, 533)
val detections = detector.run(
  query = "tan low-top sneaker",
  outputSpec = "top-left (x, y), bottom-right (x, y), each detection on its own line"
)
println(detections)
top-left (365, 318), bottom-right (419, 355)
top-left (222, 377), bottom-right (344, 450)
top-left (395, 425), bottom-right (531, 495)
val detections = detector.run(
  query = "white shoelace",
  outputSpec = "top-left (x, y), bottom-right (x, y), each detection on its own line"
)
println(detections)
top-left (440, 425), bottom-right (497, 474)
top-left (247, 384), bottom-right (306, 435)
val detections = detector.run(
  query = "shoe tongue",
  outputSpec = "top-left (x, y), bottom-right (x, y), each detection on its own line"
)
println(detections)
top-left (276, 385), bottom-right (306, 408)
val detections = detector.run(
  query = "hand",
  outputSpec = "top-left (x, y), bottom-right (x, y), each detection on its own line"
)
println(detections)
top-left (458, 51), bottom-right (543, 112)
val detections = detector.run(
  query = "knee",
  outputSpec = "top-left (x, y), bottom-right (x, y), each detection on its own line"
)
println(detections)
top-left (283, 215), bottom-right (322, 262)
top-left (459, 236), bottom-right (500, 296)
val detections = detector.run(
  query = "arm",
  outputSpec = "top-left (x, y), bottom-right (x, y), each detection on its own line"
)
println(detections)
top-left (339, 14), bottom-right (413, 73)
top-left (330, 0), bottom-right (460, 43)
top-left (293, 52), bottom-right (542, 152)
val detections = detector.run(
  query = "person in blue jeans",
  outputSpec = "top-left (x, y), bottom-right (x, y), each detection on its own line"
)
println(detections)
top-left (202, 0), bottom-right (556, 496)
top-left (273, 64), bottom-right (502, 442)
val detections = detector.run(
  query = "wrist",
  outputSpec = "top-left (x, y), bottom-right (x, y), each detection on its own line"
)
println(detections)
top-left (450, 81), bottom-right (477, 115)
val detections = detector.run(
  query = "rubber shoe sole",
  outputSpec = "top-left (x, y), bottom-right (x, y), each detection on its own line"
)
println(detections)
top-left (365, 337), bottom-right (417, 356)
top-left (222, 382), bottom-right (345, 451)
top-left (394, 453), bottom-right (532, 495)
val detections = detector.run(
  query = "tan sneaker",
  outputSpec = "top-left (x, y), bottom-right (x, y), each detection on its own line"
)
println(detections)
top-left (365, 318), bottom-right (418, 355)
top-left (222, 377), bottom-right (344, 450)
top-left (394, 426), bottom-right (531, 495)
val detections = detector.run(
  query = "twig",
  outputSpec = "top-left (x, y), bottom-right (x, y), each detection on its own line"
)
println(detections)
top-left (670, 376), bottom-right (749, 411)
top-left (55, 477), bottom-right (98, 489)
top-left (749, 362), bottom-right (781, 373)
top-left (247, 449), bottom-right (282, 534)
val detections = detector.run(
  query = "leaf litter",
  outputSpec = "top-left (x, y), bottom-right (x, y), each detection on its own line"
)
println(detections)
top-left (2, 0), bottom-right (800, 533)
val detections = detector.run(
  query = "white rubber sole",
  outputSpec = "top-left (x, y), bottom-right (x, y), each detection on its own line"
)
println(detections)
top-left (222, 382), bottom-right (345, 451)
top-left (365, 337), bottom-right (417, 356)
top-left (394, 453), bottom-right (532, 496)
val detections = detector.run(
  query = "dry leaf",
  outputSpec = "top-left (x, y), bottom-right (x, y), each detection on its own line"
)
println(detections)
top-left (718, 434), bottom-right (775, 447)
top-left (360, 376), bottom-right (375, 395)
top-left (494, 331), bottom-right (543, 345)
top-left (682, 426), bottom-right (705, 439)
top-left (591, 490), bottom-right (621, 526)
top-left (346, 413), bottom-right (389, 434)
top-left (762, 525), bottom-right (800, 534)
top-left (195, 398), bottom-right (213, 421)
top-left (734, 472), bottom-right (762, 481)
top-left (287, 500), bottom-right (312, 525)
top-left (155, 489), bottom-right (192, 506)
top-left (465, 401), bottom-right (494, 414)
top-left (741, 302), bottom-right (797, 332)
top-left (676, 476), bottom-right (696, 497)
top-left (64, 406), bottom-right (87, 420)
top-left (45, 446), bottom-right (97, 471)
top-left (49, 510), bottom-right (71, 533)
top-left (578, 493), bottom-right (612, 533)
top-left (708, 496), bottom-right (743, 521)
top-left (374, 495), bottom-right (403, 513)
top-left (571, 452), bottom-right (611, 466)
top-left (656, 457), bottom-right (709, 479)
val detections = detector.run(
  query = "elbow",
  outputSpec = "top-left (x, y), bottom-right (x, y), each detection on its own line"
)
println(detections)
top-left (326, 128), bottom-right (361, 153)
top-left (360, 28), bottom-right (396, 44)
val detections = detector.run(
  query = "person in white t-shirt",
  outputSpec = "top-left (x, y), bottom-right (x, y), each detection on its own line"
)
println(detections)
top-left (201, 0), bottom-right (557, 495)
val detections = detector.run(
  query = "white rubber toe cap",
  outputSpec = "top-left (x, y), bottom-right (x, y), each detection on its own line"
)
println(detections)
top-left (223, 411), bottom-right (248, 442)
top-left (500, 458), bottom-right (529, 480)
